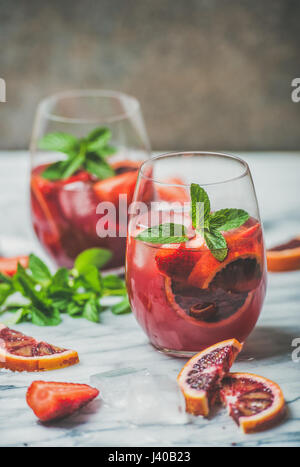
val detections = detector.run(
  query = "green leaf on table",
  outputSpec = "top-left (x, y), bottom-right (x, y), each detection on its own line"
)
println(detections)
top-left (39, 132), bottom-right (79, 154)
top-left (79, 265), bottom-right (102, 293)
top-left (204, 229), bottom-right (228, 262)
top-left (74, 248), bottom-right (112, 274)
top-left (83, 297), bottom-right (101, 323)
top-left (29, 254), bottom-right (51, 286)
top-left (137, 223), bottom-right (188, 244)
top-left (209, 209), bottom-right (250, 231)
top-left (111, 296), bottom-right (131, 315)
top-left (0, 283), bottom-right (13, 306)
top-left (30, 306), bottom-right (62, 326)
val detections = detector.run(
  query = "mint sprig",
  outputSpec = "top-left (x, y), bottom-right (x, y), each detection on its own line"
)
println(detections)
top-left (0, 249), bottom-right (130, 326)
top-left (136, 183), bottom-right (249, 262)
top-left (39, 127), bottom-right (116, 181)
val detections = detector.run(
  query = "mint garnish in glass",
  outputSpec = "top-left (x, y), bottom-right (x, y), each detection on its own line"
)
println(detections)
top-left (137, 183), bottom-right (249, 262)
top-left (39, 127), bottom-right (117, 181)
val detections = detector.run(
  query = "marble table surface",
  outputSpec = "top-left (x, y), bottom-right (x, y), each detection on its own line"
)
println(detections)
top-left (0, 151), bottom-right (300, 447)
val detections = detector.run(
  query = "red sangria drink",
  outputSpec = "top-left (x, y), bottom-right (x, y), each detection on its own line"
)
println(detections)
top-left (30, 90), bottom-right (150, 270)
top-left (126, 152), bottom-right (267, 356)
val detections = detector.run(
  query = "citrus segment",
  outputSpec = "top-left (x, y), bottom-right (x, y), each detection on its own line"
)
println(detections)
top-left (0, 324), bottom-right (79, 372)
top-left (267, 236), bottom-right (300, 272)
top-left (220, 372), bottom-right (286, 433)
top-left (177, 339), bottom-right (242, 416)
top-left (0, 256), bottom-right (29, 277)
top-left (26, 381), bottom-right (99, 422)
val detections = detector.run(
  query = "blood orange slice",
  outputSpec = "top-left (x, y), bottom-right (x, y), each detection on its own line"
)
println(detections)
top-left (0, 256), bottom-right (29, 277)
top-left (220, 372), bottom-right (286, 433)
top-left (177, 339), bottom-right (242, 416)
top-left (0, 324), bottom-right (79, 372)
top-left (267, 236), bottom-right (300, 272)
top-left (165, 221), bottom-right (263, 326)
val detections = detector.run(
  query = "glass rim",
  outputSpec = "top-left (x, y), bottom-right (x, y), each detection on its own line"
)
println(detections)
top-left (139, 151), bottom-right (250, 187)
top-left (37, 89), bottom-right (141, 124)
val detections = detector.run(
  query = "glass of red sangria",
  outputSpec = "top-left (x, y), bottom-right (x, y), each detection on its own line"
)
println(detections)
top-left (30, 90), bottom-right (150, 271)
top-left (126, 152), bottom-right (267, 357)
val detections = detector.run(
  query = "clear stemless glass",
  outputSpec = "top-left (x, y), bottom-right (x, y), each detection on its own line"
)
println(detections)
top-left (126, 152), bottom-right (267, 357)
top-left (30, 90), bottom-right (150, 271)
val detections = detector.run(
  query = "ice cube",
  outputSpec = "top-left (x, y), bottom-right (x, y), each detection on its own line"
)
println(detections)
top-left (90, 367), bottom-right (188, 425)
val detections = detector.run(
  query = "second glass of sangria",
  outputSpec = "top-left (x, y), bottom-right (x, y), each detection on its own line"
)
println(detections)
top-left (126, 152), bottom-right (267, 356)
top-left (30, 90), bottom-right (150, 271)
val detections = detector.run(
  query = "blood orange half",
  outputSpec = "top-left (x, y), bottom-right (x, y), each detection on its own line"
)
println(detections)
top-left (165, 221), bottom-right (263, 327)
top-left (0, 324), bottom-right (79, 372)
top-left (267, 236), bottom-right (300, 272)
top-left (177, 339), bottom-right (242, 416)
top-left (220, 372), bottom-right (286, 433)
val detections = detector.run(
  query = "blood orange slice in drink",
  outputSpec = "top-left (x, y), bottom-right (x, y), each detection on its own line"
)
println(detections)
top-left (177, 339), bottom-right (242, 416)
top-left (0, 325), bottom-right (79, 372)
top-left (220, 372), bottom-right (286, 433)
top-left (267, 236), bottom-right (300, 272)
top-left (165, 221), bottom-right (263, 326)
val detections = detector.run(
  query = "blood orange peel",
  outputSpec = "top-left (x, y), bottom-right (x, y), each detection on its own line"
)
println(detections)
top-left (0, 324), bottom-right (79, 372)
top-left (0, 256), bottom-right (29, 277)
top-left (177, 338), bottom-right (242, 416)
top-left (220, 372), bottom-right (286, 433)
top-left (267, 236), bottom-right (300, 272)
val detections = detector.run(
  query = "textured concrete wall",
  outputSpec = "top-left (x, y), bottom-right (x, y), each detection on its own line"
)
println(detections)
top-left (0, 0), bottom-right (300, 150)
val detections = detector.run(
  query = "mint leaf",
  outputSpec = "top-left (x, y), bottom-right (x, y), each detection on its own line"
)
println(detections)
top-left (111, 296), bottom-right (131, 315)
top-left (29, 254), bottom-right (51, 286)
top-left (39, 132), bottom-right (78, 154)
top-left (209, 209), bottom-right (249, 231)
top-left (4, 307), bottom-right (30, 326)
top-left (95, 145), bottom-right (116, 159)
top-left (204, 229), bottom-right (228, 262)
top-left (30, 306), bottom-right (62, 326)
top-left (87, 127), bottom-right (112, 152)
top-left (83, 297), bottom-right (101, 323)
top-left (74, 248), bottom-right (112, 273)
top-left (84, 153), bottom-right (115, 179)
top-left (190, 183), bottom-right (210, 230)
top-left (50, 268), bottom-right (69, 289)
top-left (41, 161), bottom-right (68, 180)
top-left (79, 265), bottom-right (102, 293)
top-left (137, 223), bottom-right (188, 244)
top-left (0, 283), bottom-right (13, 306)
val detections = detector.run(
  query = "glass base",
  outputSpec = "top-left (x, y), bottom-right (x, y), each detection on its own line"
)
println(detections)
top-left (152, 343), bottom-right (199, 358)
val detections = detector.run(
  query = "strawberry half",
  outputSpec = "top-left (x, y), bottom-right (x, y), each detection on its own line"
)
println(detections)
top-left (0, 256), bottom-right (29, 277)
top-left (155, 244), bottom-right (200, 280)
top-left (26, 381), bottom-right (99, 422)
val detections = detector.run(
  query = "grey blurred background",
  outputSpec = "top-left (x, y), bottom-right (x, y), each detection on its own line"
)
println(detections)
top-left (0, 0), bottom-right (300, 151)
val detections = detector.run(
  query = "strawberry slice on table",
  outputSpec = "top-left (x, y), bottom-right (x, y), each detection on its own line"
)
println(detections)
top-left (26, 381), bottom-right (99, 422)
top-left (0, 256), bottom-right (29, 276)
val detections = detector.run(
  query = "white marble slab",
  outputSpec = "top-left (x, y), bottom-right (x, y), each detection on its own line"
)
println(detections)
top-left (0, 151), bottom-right (300, 447)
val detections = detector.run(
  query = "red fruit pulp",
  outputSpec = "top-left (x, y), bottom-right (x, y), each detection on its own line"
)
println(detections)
top-left (30, 163), bottom-right (139, 269)
top-left (126, 214), bottom-right (267, 354)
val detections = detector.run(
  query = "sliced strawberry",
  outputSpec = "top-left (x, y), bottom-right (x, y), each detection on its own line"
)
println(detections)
top-left (0, 256), bottom-right (29, 277)
top-left (156, 177), bottom-right (189, 203)
top-left (26, 381), bottom-right (99, 422)
top-left (93, 170), bottom-right (138, 205)
top-left (155, 244), bottom-right (200, 280)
